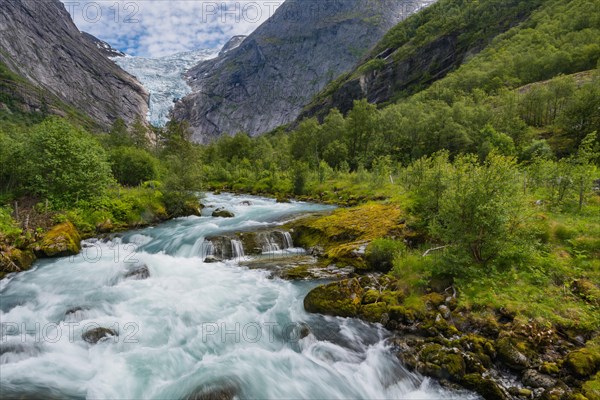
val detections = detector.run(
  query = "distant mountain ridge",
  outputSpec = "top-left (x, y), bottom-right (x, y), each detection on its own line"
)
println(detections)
top-left (172, 0), bottom-right (433, 143)
top-left (0, 0), bottom-right (148, 128)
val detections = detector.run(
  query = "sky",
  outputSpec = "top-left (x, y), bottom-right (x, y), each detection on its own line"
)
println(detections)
top-left (60, 1), bottom-right (285, 57)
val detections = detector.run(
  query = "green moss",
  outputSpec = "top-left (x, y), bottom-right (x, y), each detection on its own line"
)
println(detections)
top-left (362, 289), bottom-right (380, 304)
top-left (461, 373), bottom-right (506, 400)
top-left (359, 302), bottom-right (389, 323)
top-left (420, 343), bottom-right (466, 381)
top-left (582, 372), bottom-right (600, 400)
top-left (35, 222), bottom-right (81, 258)
top-left (496, 337), bottom-right (530, 371)
top-left (281, 265), bottom-right (312, 280)
top-left (565, 343), bottom-right (600, 378)
top-left (304, 278), bottom-right (363, 317)
top-left (289, 203), bottom-right (404, 269)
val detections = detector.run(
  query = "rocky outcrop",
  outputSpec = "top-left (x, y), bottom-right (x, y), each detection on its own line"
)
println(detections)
top-left (172, 0), bottom-right (430, 142)
top-left (218, 36), bottom-right (247, 57)
top-left (0, 0), bottom-right (148, 128)
top-left (81, 32), bottom-right (126, 58)
top-left (301, 0), bottom-right (546, 121)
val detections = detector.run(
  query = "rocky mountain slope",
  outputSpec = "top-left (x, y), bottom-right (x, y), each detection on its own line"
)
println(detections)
top-left (301, 0), bottom-right (548, 120)
top-left (172, 0), bottom-right (433, 143)
top-left (0, 0), bottom-right (148, 128)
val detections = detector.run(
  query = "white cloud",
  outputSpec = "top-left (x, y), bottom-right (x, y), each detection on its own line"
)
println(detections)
top-left (61, 1), bottom-right (284, 57)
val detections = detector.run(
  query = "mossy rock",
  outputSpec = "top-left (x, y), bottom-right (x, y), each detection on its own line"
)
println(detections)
top-left (280, 265), bottom-right (312, 280)
top-left (35, 222), bottom-right (81, 258)
top-left (420, 343), bottom-right (466, 381)
top-left (423, 292), bottom-right (446, 309)
top-left (565, 346), bottom-right (600, 378)
top-left (582, 372), bottom-right (600, 400)
top-left (461, 373), bottom-right (507, 400)
top-left (212, 208), bottom-right (235, 218)
top-left (359, 302), bottom-right (389, 324)
top-left (304, 278), bottom-right (363, 317)
top-left (1, 247), bottom-right (35, 273)
top-left (496, 337), bottom-right (530, 371)
top-left (421, 315), bottom-right (460, 337)
top-left (388, 305), bottom-right (417, 324)
top-left (362, 289), bottom-right (380, 304)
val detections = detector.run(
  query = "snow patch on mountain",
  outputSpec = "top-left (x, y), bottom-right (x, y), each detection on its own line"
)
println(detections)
top-left (113, 49), bottom-right (218, 127)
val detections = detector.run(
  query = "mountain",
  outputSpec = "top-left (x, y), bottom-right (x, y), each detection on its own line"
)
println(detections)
top-left (0, 0), bottom-right (148, 128)
top-left (113, 49), bottom-right (218, 127)
top-left (172, 0), bottom-right (434, 143)
top-left (81, 32), bottom-right (126, 58)
top-left (300, 0), bottom-right (549, 120)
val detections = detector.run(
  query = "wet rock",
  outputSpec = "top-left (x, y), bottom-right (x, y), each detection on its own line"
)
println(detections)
top-left (34, 222), bottom-right (81, 258)
top-left (461, 373), bottom-right (507, 400)
top-left (418, 343), bottom-right (466, 381)
top-left (496, 337), bottom-right (530, 371)
top-left (304, 278), bottom-right (363, 317)
top-left (212, 208), bottom-right (235, 218)
top-left (82, 327), bottom-right (118, 344)
top-left (96, 219), bottom-right (114, 234)
top-left (186, 381), bottom-right (239, 400)
top-left (522, 369), bottom-right (556, 389)
top-left (124, 265), bottom-right (150, 280)
top-left (239, 201), bottom-right (252, 206)
top-left (204, 256), bottom-right (223, 263)
top-left (359, 302), bottom-right (389, 324)
top-left (439, 304), bottom-right (452, 320)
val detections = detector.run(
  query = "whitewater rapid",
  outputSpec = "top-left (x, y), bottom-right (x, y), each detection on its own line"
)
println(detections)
top-left (0, 193), bottom-right (477, 399)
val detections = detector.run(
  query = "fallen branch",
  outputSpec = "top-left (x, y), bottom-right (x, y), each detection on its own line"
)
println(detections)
top-left (422, 245), bottom-right (450, 257)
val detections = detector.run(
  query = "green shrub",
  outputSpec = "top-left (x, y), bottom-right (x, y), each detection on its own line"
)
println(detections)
top-left (109, 146), bottom-right (159, 187)
top-left (366, 238), bottom-right (405, 272)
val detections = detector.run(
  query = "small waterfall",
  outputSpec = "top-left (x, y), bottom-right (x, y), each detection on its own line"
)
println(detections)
top-left (261, 233), bottom-right (280, 253)
top-left (204, 240), bottom-right (214, 258)
top-left (231, 240), bottom-right (245, 259)
top-left (282, 232), bottom-right (294, 249)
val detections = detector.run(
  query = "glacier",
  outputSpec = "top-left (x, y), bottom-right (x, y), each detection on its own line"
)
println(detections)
top-left (113, 49), bottom-right (218, 127)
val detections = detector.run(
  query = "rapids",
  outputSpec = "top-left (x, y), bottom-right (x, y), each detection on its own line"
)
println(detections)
top-left (0, 193), bottom-right (477, 399)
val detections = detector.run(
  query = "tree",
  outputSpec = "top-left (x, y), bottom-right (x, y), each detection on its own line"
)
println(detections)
top-left (430, 153), bottom-right (525, 268)
top-left (109, 147), bottom-right (159, 187)
top-left (24, 117), bottom-right (113, 203)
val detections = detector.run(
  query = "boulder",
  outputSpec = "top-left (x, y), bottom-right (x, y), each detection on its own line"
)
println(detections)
top-left (124, 265), bottom-right (150, 280)
top-left (82, 327), bottom-right (118, 344)
top-left (204, 256), bottom-right (223, 263)
top-left (496, 337), bottom-right (530, 371)
top-left (522, 369), bottom-right (556, 389)
top-left (34, 222), bottom-right (81, 258)
top-left (212, 208), bottom-right (235, 218)
top-left (304, 278), bottom-right (363, 318)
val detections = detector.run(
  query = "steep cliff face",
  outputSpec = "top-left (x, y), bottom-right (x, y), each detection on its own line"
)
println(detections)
top-left (301, 0), bottom-right (547, 120)
top-left (0, 0), bottom-right (148, 128)
top-left (172, 0), bottom-right (431, 143)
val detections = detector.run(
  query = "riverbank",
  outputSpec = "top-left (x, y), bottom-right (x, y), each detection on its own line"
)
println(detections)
top-left (0, 186), bottom-right (203, 279)
top-left (283, 200), bottom-right (599, 400)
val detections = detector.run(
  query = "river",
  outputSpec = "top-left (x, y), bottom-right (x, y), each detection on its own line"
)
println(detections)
top-left (0, 193), bottom-right (477, 399)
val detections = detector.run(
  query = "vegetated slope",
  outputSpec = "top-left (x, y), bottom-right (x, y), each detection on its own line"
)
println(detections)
top-left (0, 0), bottom-right (148, 129)
top-left (172, 0), bottom-right (434, 143)
top-left (301, 0), bottom-right (552, 120)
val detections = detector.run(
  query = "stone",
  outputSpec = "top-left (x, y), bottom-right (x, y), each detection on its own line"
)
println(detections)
top-left (522, 369), bottom-right (556, 389)
top-left (212, 209), bottom-right (235, 218)
top-left (124, 265), bottom-right (150, 280)
top-left (82, 327), bottom-right (118, 344)
top-left (496, 337), bottom-right (530, 371)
